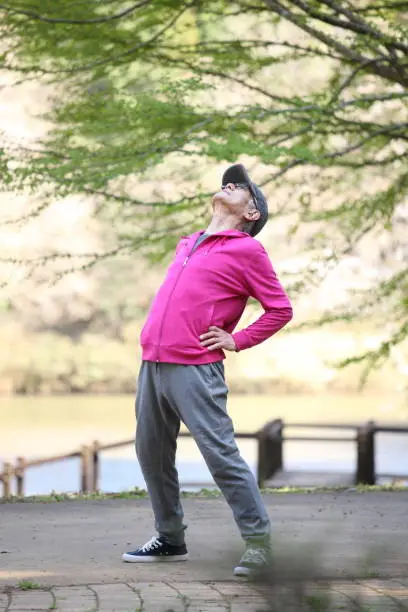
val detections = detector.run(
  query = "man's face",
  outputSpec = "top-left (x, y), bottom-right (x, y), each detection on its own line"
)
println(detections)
top-left (212, 182), bottom-right (260, 224)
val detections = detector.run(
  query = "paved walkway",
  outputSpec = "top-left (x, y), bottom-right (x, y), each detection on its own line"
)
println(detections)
top-left (1, 491), bottom-right (408, 610)
top-left (2, 578), bottom-right (408, 611)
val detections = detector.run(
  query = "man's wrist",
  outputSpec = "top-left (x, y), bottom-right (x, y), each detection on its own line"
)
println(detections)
top-left (231, 333), bottom-right (242, 352)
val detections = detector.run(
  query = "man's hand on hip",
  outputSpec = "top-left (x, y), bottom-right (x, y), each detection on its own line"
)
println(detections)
top-left (200, 326), bottom-right (237, 352)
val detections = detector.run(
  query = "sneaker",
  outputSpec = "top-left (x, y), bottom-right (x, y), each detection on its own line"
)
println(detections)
top-left (233, 544), bottom-right (270, 577)
top-left (122, 536), bottom-right (188, 563)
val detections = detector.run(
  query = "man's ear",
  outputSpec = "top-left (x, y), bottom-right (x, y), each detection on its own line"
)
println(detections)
top-left (243, 209), bottom-right (261, 222)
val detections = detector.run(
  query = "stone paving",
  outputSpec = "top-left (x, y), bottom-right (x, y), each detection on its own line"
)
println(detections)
top-left (2, 578), bottom-right (408, 611)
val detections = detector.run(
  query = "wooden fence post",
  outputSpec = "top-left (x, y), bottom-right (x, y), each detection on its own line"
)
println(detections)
top-left (257, 419), bottom-right (283, 488)
top-left (80, 446), bottom-right (92, 493)
top-left (2, 462), bottom-right (13, 498)
top-left (356, 420), bottom-right (376, 485)
top-left (92, 440), bottom-right (100, 493)
top-left (15, 457), bottom-right (26, 497)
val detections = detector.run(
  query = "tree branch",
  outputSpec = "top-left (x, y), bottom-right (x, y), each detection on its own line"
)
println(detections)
top-left (261, 121), bottom-right (407, 185)
top-left (327, 153), bottom-right (407, 168)
top-left (330, 56), bottom-right (389, 103)
top-left (289, 0), bottom-right (390, 45)
top-left (263, 0), bottom-right (374, 61)
top-left (333, 121), bottom-right (408, 153)
top-left (159, 39), bottom-right (343, 60)
top-left (259, 91), bottom-right (408, 122)
top-left (0, 0), bottom-right (151, 24)
top-left (5, 2), bottom-right (196, 75)
top-left (262, 0), bottom-right (408, 86)
top-left (149, 51), bottom-right (294, 103)
top-left (320, 0), bottom-right (408, 54)
top-left (336, 319), bottom-right (408, 385)
top-left (354, 1), bottom-right (408, 13)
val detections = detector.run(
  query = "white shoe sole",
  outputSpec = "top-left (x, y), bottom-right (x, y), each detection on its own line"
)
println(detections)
top-left (122, 553), bottom-right (189, 563)
top-left (233, 565), bottom-right (251, 577)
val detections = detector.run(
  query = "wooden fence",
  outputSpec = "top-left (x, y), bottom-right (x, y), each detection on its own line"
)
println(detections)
top-left (1, 419), bottom-right (407, 498)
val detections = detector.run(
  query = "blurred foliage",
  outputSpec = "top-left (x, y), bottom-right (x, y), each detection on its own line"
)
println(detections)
top-left (0, 0), bottom-right (407, 378)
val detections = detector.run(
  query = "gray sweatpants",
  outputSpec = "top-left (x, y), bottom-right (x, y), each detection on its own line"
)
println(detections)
top-left (135, 361), bottom-right (270, 546)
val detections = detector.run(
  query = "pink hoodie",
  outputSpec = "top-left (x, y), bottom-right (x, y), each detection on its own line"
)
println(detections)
top-left (141, 230), bottom-right (293, 364)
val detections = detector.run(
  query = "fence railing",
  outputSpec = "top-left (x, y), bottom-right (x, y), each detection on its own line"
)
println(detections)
top-left (1, 419), bottom-right (407, 498)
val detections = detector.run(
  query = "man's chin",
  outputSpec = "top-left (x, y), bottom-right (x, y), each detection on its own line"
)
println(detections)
top-left (212, 191), bottom-right (229, 207)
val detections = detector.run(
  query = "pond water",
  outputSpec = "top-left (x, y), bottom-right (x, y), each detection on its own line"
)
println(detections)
top-left (1, 393), bottom-right (406, 494)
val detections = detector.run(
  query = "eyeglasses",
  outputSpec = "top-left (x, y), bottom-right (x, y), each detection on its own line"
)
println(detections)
top-left (224, 182), bottom-right (258, 210)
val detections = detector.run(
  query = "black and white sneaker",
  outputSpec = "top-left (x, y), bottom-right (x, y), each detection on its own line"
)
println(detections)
top-left (122, 536), bottom-right (189, 563)
top-left (233, 544), bottom-right (270, 577)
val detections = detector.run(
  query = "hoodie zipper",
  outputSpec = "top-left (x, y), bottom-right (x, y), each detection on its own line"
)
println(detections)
top-left (156, 265), bottom-right (185, 362)
top-left (155, 232), bottom-right (241, 361)
top-left (156, 237), bottom-right (209, 362)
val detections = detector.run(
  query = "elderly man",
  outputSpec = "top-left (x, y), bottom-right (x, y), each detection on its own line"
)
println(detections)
top-left (123, 164), bottom-right (293, 576)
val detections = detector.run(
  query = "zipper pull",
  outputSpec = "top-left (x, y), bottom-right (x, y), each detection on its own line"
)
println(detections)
top-left (183, 257), bottom-right (189, 266)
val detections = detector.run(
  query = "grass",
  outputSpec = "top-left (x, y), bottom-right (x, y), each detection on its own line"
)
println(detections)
top-left (1, 484), bottom-right (407, 504)
top-left (17, 580), bottom-right (42, 590)
top-left (303, 592), bottom-right (376, 611)
top-left (263, 484), bottom-right (408, 494)
top-left (305, 593), bottom-right (332, 611)
top-left (0, 487), bottom-right (148, 504)
top-left (363, 570), bottom-right (380, 579)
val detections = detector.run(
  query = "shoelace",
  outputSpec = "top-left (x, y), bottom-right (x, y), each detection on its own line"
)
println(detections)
top-left (241, 547), bottom-right (268, 565)
top-left (139, 536), bottom-right (162, 553)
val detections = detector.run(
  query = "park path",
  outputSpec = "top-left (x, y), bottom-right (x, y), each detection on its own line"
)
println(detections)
top-left (1, 491), bottom-right (408, 610)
